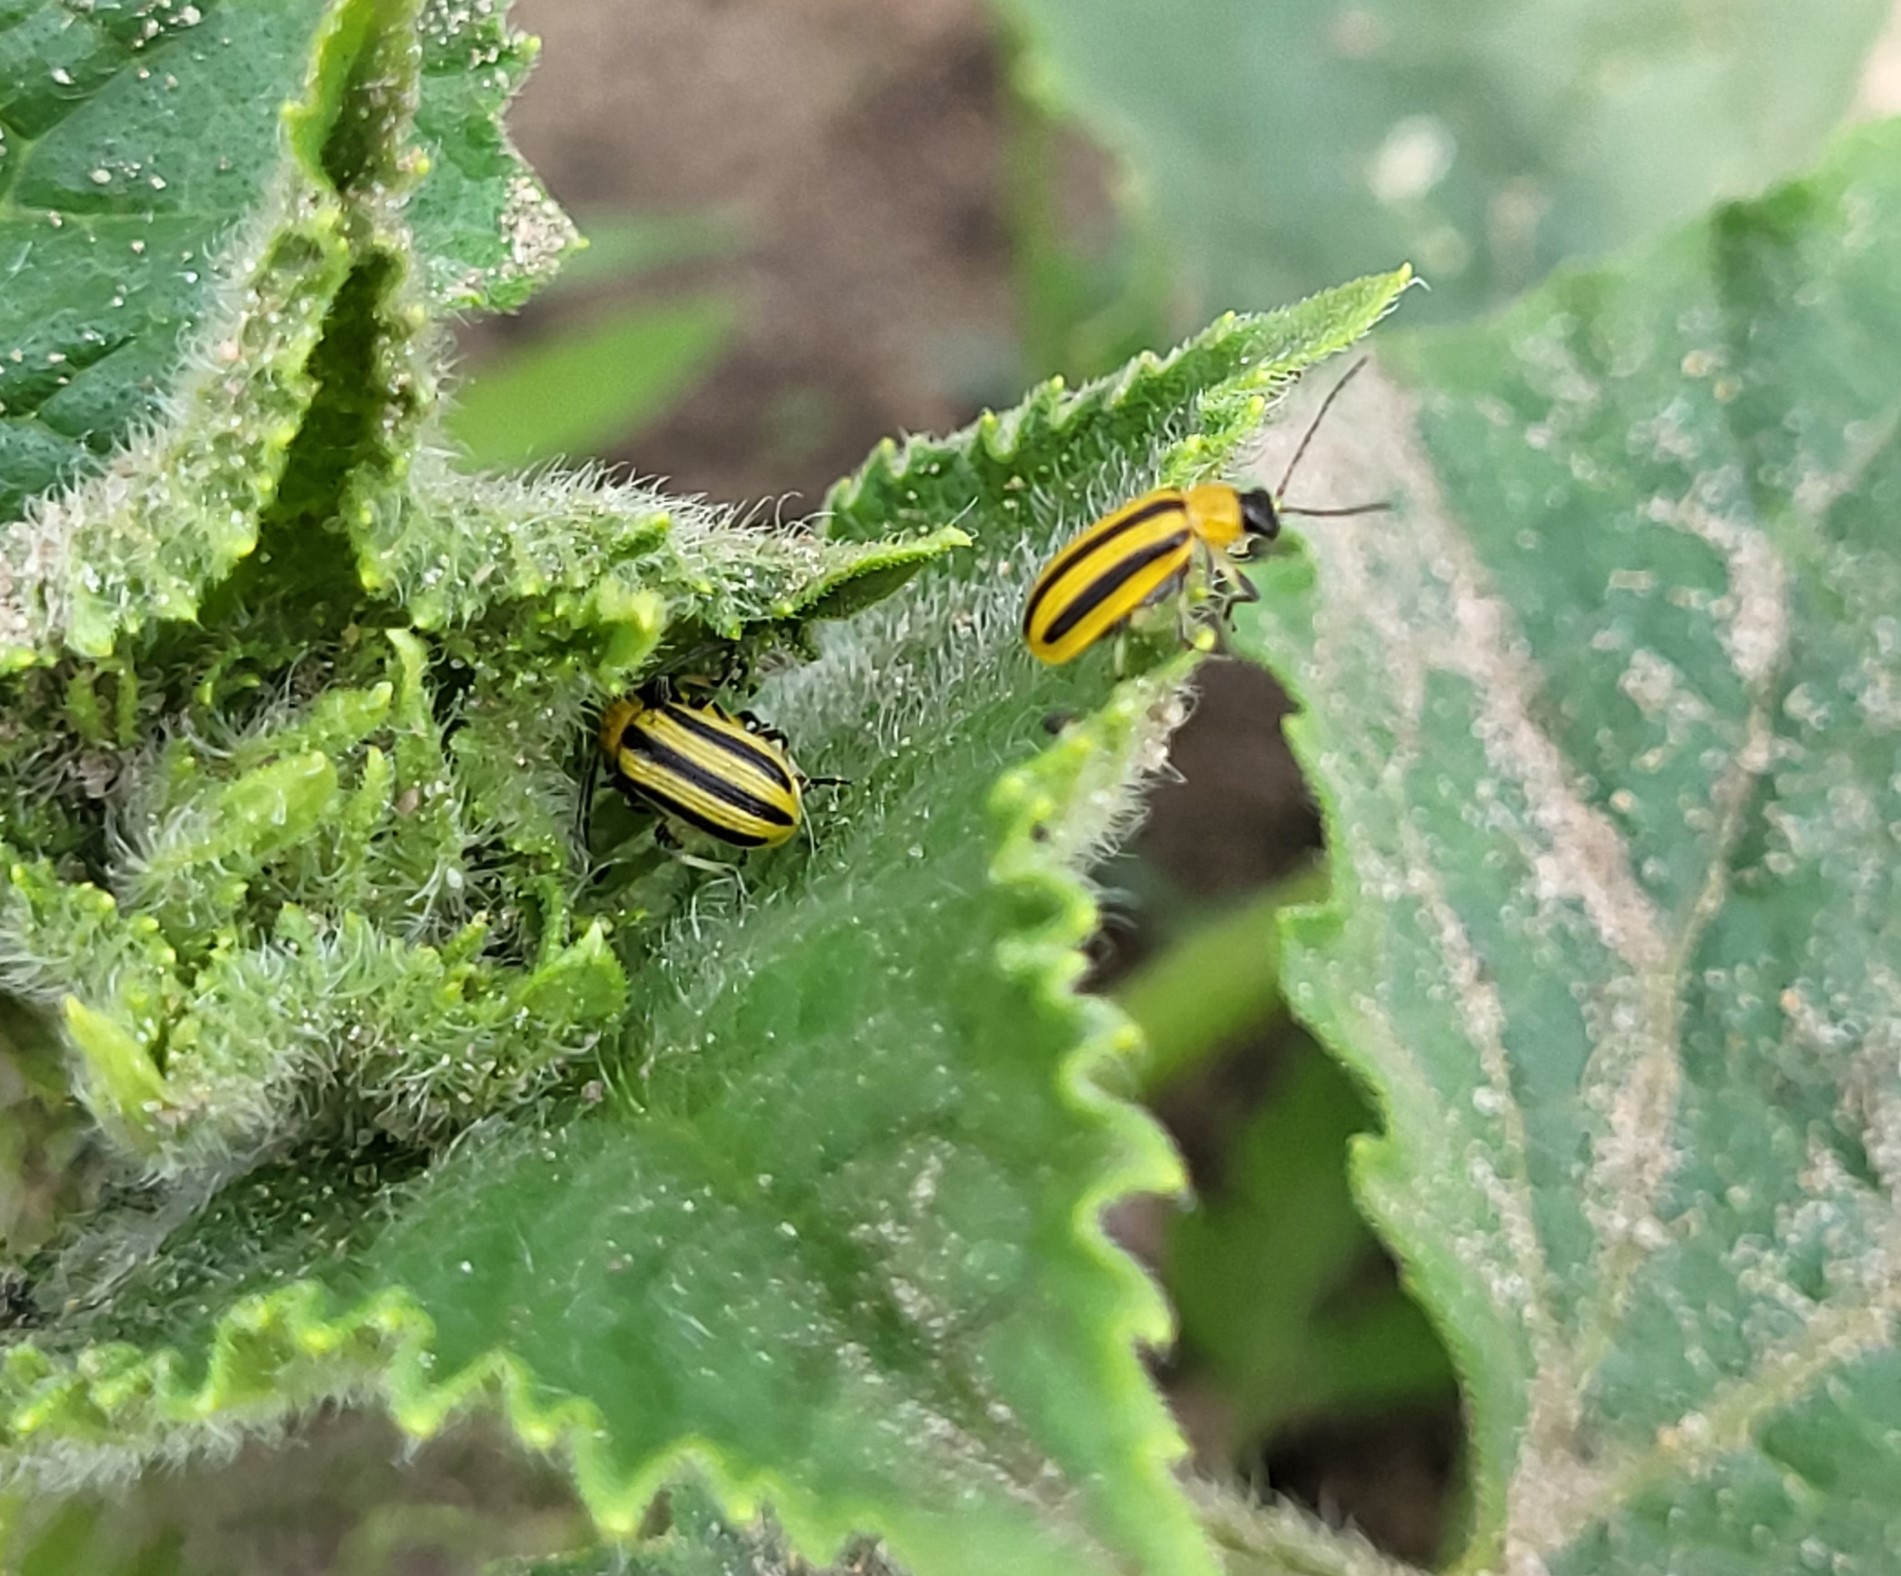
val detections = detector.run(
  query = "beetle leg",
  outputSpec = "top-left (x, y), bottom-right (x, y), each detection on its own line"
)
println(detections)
top-left (1172, 541), bottom-right (1219, 652)
top-left (1179, 600), bottom-right (1221, 654)
top-left (648, 812), bottom-right (748, 877)
top-left (736, 710), bottom-right (791, 749)
top-left (577, 753), bottom-right (599, 833)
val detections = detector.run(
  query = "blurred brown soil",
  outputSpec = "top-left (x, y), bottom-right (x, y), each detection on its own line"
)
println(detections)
top-left (494, 0), bottom-right (1017, 507)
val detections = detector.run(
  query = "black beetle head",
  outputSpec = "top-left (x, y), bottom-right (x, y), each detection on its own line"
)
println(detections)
top-left (1236, 488), bottom-right (1281, 540)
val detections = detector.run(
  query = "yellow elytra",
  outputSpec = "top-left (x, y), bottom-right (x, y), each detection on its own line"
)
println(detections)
top-left (599, 692), bottom-right (808, 849)
top-left (1021, 483), bottom-right (1283, 665)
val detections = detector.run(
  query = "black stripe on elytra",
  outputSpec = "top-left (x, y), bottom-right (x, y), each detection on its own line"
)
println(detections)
top-left (628, 779), bottom-right (773, 846)
top-left (626, 728), bottom-right (796, 827)
top-left (1023, 494), bottom-right (1185, 632)
top-left (658, 705), bottom-right (796, 793)
top-left (1041, 531), bottom-right (1191, 645)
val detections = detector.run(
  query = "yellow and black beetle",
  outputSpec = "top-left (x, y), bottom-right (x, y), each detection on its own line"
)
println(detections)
top-left (598, 689), bottom-right (840, 851)
top-left (1021, 359), bottom-right (1385, 665)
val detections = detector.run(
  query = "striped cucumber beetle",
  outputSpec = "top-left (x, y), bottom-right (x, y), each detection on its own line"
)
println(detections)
top-left (597, 688), bottom-right (842, 852)
top-left (1021, 359), bottom-right (1386, 666)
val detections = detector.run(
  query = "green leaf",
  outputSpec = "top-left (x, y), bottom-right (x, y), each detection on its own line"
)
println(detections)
top-left (0, 6), bottom-right (1418, 1569)
top-left (360, 459), bottom-right (967, 641)
top-left (545, 210), bottom-right (745, 298)
top-left (410, 0), bottom-right (579, 312)
top-left (998, 0), bottom-right (1889, 321)
top-left (1167, 1042), bottom-right (1452, 1447)
top-left (0, 0), bottom-right (329, 524)
top-left (822, 269), bottom-right (1415, 545)
top-left (1237, 122), bottom-right (1901, 1570)
top-left (1116, 884), bottom-right (1452, 1468)
top-left (0, 0), bottom-right (571, 527)
top-left (447, 295), bottom-right (739, 467)
top-left (0, 273), bottom-right (1412, 1576)
top-left (491, 1480), bottom-right (889, 1576)
top-left (0, 0), bottom-right (961, 1171)
top-left (1193, 1482), bottom-right (1426, 1576)
top-left (1112, 870), bottom-right (1323, 1097)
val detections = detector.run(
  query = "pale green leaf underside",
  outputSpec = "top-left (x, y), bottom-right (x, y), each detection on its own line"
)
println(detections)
top-left (1, 274), bottom-right (1411, 1576)
top-left (1000, 0), bottom-right (1887, 321)
top-left (1239, 124), bottom-right (1901, 1570)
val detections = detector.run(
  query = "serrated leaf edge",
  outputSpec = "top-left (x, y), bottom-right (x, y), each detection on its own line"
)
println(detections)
top-left (822, 268), bottom-right (1415, 531)
top-left (0, 271), bottom-right (1418, 1572)
top-left (0, 664), bottom-right (1216, 1573)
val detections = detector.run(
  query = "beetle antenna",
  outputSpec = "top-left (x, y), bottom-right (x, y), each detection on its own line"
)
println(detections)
top-left (1279, 501), bottom-right (1391, 519)
top-left (1276, 356), bottom-right (1368, 497)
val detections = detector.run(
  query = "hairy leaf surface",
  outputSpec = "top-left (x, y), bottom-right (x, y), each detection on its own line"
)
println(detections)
top-left (0, 255), bottom-right (1413, 1576)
